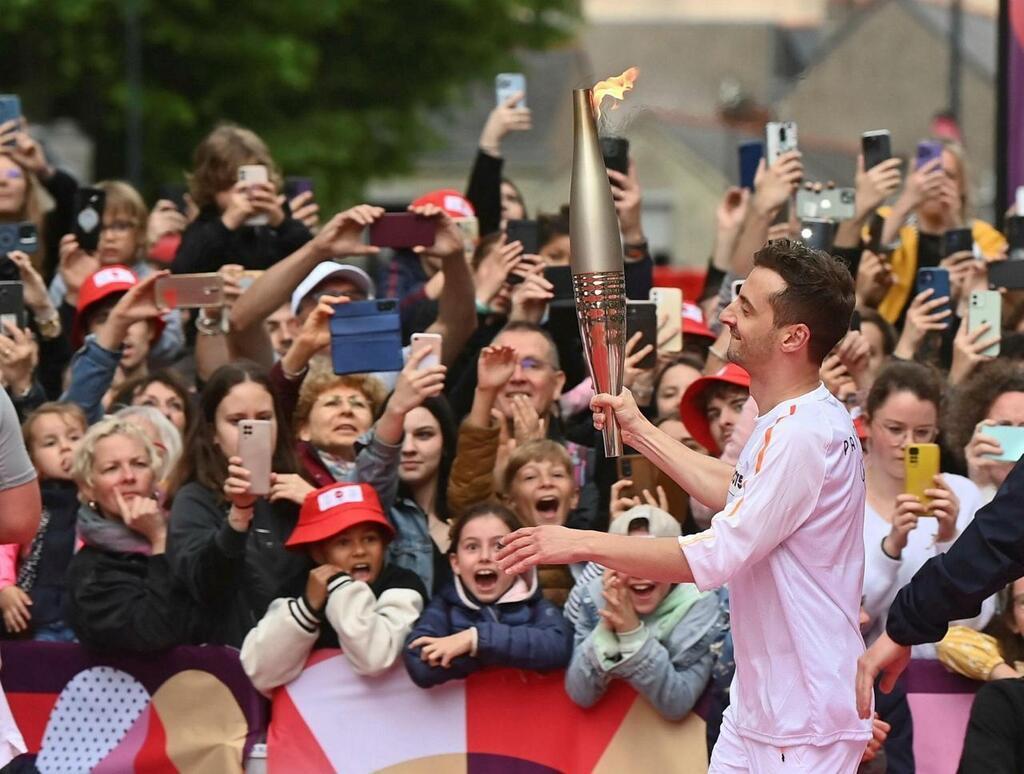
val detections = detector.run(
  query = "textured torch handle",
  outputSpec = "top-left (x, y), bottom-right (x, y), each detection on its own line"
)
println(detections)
top-left (573, 270), bottom-right (626, 457)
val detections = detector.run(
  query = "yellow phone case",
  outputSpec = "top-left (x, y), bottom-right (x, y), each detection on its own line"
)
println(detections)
top-left (904, 443), bottom-right (940, 513)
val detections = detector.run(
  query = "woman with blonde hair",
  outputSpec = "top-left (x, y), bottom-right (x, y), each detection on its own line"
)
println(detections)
top-left (66, 417), bottom-right (198, 652)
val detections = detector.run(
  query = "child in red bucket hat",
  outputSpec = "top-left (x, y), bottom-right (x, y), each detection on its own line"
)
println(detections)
top-left (240, 482), bottom-right (426, 692)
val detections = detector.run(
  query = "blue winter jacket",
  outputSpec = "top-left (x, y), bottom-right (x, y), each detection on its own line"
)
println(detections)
top-left (404, 571), bottom-right (573, 688)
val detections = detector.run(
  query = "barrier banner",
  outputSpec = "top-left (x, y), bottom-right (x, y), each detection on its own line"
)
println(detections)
top-left (1, 642), bottom-right (267, 773)
top-left (267, 650), bottom-right (710, 773)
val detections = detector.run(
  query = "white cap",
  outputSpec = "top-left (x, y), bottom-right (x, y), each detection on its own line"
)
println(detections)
top-left (609, 504), bottom-right (682, 539)
top-left (290, 261), bottom-right (376, 315)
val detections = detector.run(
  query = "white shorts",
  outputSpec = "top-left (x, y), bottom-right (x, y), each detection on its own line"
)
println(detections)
top-left (709, 708), bottom-right (866, 774)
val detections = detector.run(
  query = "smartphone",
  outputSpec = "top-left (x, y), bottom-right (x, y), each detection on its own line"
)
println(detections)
top-left (981, 425), bottom-right (1024, 462)
top-left (368, 213), bottom-right (436, 249)
top-left (943, 228), bottom-right (973, 258)
top-left (0, 95), bottom-right (21, 147)
top-left (73, 187), bottom-right (106, 252)
top-left (237, 419), bottom-right (272, 497)
top-left (625, 300), bottom-right (657, 370)
top-left (237, 164), bottom-right (269, 226)
top-left (904, 443), bottom-right (940, 513)
top-left (989, 260), bottom-right (1024, 290)
top-left (730, 279), bottom-right (744, 302)
top-left (507, 254), bottom-right (543, 286)
top-left (850, 309), bottom-right (862, 332)
top-left (600, 136), bottom-right (630, 177)
top-left (968, 290), bottom-right (1001, 357)
top-left (0, 222), bottom-right (37, 255)
top-left (915, 140), bottom-right (944, 171)
top-left (798, 218), bottom-right (835, 252)
top-left (650, 287), bottom-right (683, 353)
top-left (0, 282), bottom-right (25, 330)
top-left (410, 332), bottom-right (442, 370)
top-left (796, 188), bottom-right (856, 221)
top-left (1005, 215), bottom-right (1024, 258)
top-left (157, 183), bottom-right (188, 213)
top-left (506, 219), bottom-right (540, 255)
top-left (616, 454), bottom-right (688, 523)
top-left (543, 265), bottom-right (574, 304)
top-left (329, 298), bottom-right (404, 375)
top-left (765, 121), bottom-right (798, 166)
top-left (617, 454), bottom-right (661, 498)
top-left (283, 176), bottom-right (314, 201)
top-left (916, 267), bottom-right (951, 326)
top-left (154, 273), bottom-right (225, 309)
top-left (861, 130), bottom-right (892, 170)
top-left (738, 141), bottom-right (764, 190)
top-left (495, 73), bottom-right (527, 108)
top-left (867, 212), bottom-right (886, 254)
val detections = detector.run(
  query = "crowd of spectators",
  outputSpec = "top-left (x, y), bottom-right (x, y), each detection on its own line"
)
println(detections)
top-left (0, 87), bottom-right (1020, 771)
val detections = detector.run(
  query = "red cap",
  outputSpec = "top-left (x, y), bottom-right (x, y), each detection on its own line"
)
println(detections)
top-left (411, 189), bottom-right (475, 219)
top-left (681, 301), bottom-right (715, 342)
top-left (679, 363), bottom-right (751, 456)
top-left (72, 265), bottom-right (166, 349)
top-left (286, 482), bottom-right (395, 548)
top-left (74, 266), bottom-right (134, 348)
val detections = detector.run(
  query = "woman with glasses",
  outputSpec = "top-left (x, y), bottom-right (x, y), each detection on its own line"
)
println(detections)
top-left (859, 360), bottom-right (993, 772)
top-left (861, 360), bottom-right (993, 657)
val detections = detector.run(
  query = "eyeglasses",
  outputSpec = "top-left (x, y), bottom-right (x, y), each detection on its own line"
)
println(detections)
top-left (876, 422), bottom-right (938, 444)
top-left (517, 356), bottom-right (553, 373)
top-left (318, 394), bottom-right (370, 412)
top-left (101, 220), bottom-right (138, 234)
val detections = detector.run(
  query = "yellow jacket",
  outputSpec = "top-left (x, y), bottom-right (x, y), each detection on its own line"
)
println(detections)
top-left (877, 213), bottom-right (1007, 324)
top-left (936, 625), bottom-right (1024, 681)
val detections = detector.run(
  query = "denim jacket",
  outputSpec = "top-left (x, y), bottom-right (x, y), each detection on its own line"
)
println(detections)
top-left (565, 568), bottom-right (725, 721)
top-left (387, 496), bottom-right (443, 595)
top-left (60, 335), bottom-right (121, 425)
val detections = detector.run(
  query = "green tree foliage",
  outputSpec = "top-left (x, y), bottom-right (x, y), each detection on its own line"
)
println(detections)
top-left (2, 0), bottom-right (577, 205)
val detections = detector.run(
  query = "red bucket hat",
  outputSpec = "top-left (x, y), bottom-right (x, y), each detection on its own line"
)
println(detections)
top-left (72, 265), bottom-right (165, 348)
top-left (411, 189), bottom-right (476, 219)
top-left (681, 301), bottom-right (716, 342)
top-left (286, 482), bottom-right (395, 548)
top-left (679, 363), bottom-right (751, 456)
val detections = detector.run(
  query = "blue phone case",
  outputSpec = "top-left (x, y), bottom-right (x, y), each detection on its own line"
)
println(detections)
top-left (981, 425), bottom-right (1024, 462)
top-left (738, 141), bottom-right (764, 190)
top-left (329, 299), bottom-right (404, 376)
top-left (915, 267), bottom-right (951, 327)
top-left (0, 95), bottom-right (21, 147)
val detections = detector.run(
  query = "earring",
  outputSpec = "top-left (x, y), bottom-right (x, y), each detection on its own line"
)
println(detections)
top-left (88, 501), bottom-right (98, 510)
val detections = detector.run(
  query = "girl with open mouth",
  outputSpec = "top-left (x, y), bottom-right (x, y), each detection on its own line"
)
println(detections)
top-left (403, 503), bottom-right (572, 688)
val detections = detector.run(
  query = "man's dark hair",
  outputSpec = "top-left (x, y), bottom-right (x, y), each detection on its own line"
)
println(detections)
top-left (753, 238), bottom-right (855, 364)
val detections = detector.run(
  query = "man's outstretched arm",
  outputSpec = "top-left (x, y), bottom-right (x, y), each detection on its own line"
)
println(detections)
top-left (496, 527), bottom-right (693, 584)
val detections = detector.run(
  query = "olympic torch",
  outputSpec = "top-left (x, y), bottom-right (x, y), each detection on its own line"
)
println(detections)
top-left (569, 75), bottom-right (635, 458)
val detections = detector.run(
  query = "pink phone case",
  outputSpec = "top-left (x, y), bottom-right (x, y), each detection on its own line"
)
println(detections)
top-left (369, 213), bottom-right (436, 249)
top-left (238, 420), bottom-right (272, 496)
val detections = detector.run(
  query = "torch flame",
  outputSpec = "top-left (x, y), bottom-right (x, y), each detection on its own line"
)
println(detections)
top-left (591, 67), bottom-right (640, 120)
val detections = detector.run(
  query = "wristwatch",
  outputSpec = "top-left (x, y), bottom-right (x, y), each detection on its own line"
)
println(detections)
top-left (196, 309), bottom-right (229, 336)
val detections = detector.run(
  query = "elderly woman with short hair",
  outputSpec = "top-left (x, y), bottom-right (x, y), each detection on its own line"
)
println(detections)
top-left (67, 417), bottom-right (197, 652)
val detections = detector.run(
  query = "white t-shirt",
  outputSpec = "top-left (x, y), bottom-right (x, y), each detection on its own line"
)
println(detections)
top-left (680, 383), bottom-right (872, 747)
top-left (862, 473), bottom-right (994, 658)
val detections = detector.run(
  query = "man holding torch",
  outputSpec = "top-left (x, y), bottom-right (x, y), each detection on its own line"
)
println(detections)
top-left (497, 237), bottom-right (874, 770)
